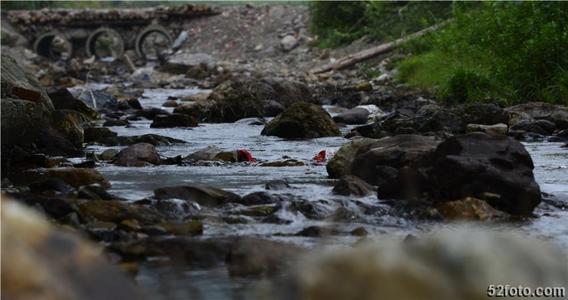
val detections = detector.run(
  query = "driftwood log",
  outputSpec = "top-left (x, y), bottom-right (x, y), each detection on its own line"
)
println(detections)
top-left (310, 21), bottom-right (449, 74)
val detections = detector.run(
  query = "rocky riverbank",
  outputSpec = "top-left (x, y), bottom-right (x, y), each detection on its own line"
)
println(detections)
top-left (2, 4), bottom-right (567, 300)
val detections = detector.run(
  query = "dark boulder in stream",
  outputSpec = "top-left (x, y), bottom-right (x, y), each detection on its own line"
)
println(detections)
top-left (154, 184), bottom-right (241, 207)
top-left (114, 143), bottom-right (161, 167)
top-left (1, 53), bottom-right (81, 175)
top-left (261, 102), bottom-right (341, 139)
top-left (204, 78), bottom-right (315, 122)
top-left (150, 113), bottom-right (198, 128)
top-left (84, 127), bottom-right (118, 144)
top-left (379, 133), bottom-right (541, 215)
top-left (327, 135), bottom-right (440, 186)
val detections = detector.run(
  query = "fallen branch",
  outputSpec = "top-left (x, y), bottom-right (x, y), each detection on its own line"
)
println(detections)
top-left (310, 20), bottom-right (449, 74)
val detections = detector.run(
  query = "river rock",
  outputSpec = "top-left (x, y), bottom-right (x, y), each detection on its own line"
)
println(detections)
top-left (162, 100), bottom-right (178, 107)
top-left (261, 102), bottom-right (341, 139)
top-left (370, 102), bottom-right (508, 137)
top-left (204, 78), bottom-right (314, 122)
top-left (185, 145), bottom-right (222, 161)
top-left (239, 191), bottom-right (291, 206)
top-left (114, 143), bottom-right (161, 167)
top-left (265, 179), bottom-right (291, 190)
top-left (79, 200), bottom-right (163, 225)
top-left (158, 221), bottom-right (203, 236)
top-left (23, 167), bottom-right (110, 189)
top-left (326, 138), bottom-right (379, 178)
top-left (227, 237), bottom-right (306, 277)
top-left (51, 109), bottom-right (84, 147)
top-left (136, 108), bottom-right (170, 120)
top-left (77, 184), bottom-right (119, 201)
top-left (296, 225), bottom-right (339, 237)
top-left (1, 53), bottom-right (81, 170)
top-left (351, 135), bottom-right (440, 186)
top-left (154, 184), bottom-right (240, 207)
top-left (150, 113), bottom-right (198, 128)
top-left (47, 87), bottom-right (98, 120)
top-left (426, 133), bottom-right (541, 215)
top-left (103, 119), bottom-right (129, 127)
top-left (74, 89), bottom-right (118, 109)
top-left (260, 159), bottom-right (305, 167)
top-left (84, 127), bottom-right (118, 144)
top-left (99, 149), bottom-right (119, 161)
top-left (332, 175), bottom-right (373, 196)
top-left (162, 52), bottom-right (216, 75)
top-left (28, 178), bottom-right (75, 195)
top-left (466, 123), bottom-right (508, 136)
top-left (509, 119), bottom-right (556, 139)
top-left (380, 133), bottom-right (541, 215)
top-left (280, 35), bottom-right (299, 51)
top-left (436, 197), bottom-right (508, 221)
top-left (2, 199), bottom-right (145, 300)
top-left (506, 102), bottom-right (568, 130)
top-left (279, 227), bottom-right (567, 300)
top-left (116, 134), bottom-right (186, 146)
top-left (333, 107), bottom-right (370, 125)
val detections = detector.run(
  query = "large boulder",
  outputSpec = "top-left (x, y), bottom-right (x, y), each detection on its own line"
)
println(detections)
top-left (114, 143), bottom-right (161, 167)
top-left (1, 54), bottom-right (81, 164)
top-left (2, 199), bottom-right (146, 300)
top-left (350, 135), bottom-right (441, 186)
top-left (261, 102), bottom-right (341, 139)
top-left (154, 184), bottom-right (240, 207)
top-left (379, 133), bottom-right (541, 215)
top-left (327, 135), bottom-right (440, 186)
top-left (424, 133), bottom-right (541, 215)
top-left (203, 78), bottom-right (314, 122)
top-left (326, 138), bottom-right (379, 178)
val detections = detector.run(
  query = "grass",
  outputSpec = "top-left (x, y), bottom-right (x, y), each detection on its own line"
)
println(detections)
top-left (397, 2), bottom-right (568, 105)
top-left (309, 2), bottom-right (568, 105)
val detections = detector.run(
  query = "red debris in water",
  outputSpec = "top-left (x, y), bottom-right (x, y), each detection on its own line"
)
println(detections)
top-left (313, 150), bottom-right (327, 163)
top-left (237, 149), bottom-right (256, 163)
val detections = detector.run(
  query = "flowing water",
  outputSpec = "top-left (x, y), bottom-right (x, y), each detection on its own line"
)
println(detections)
top-left (87, 88), bottom-right (568, 299)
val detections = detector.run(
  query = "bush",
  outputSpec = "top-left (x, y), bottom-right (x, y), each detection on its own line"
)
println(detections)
top-left (309, 1), bottom-right (452, 49)
top-left (309, 2), bottom-right (367, 48)
top-left (398, 2), bottom-right (568, 104)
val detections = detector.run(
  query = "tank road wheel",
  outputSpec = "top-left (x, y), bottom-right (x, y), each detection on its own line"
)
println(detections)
top-left (135, 25), bottom-right (173, 61)
top-left (86, 28), bottom-right (125, 61)
top-left (33, 31), bottom-right (73, 60)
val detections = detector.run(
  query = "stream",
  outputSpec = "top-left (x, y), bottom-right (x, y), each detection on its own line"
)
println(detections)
top-left (87, 88), bottom-right (568, 300)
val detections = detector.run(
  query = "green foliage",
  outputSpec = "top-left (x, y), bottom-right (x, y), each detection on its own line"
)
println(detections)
top-left (398, 2), bottom-right (568, 104)
top-left (308, 2), bottom-right (367, 48)
top-left (309, 1), bottom-right (452, 48)
top-left (364, 1), bottom-right (452, 41)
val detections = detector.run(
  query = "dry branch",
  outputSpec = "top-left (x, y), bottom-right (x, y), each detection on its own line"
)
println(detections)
top-left (310, 21), bottom-right (449, 74)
